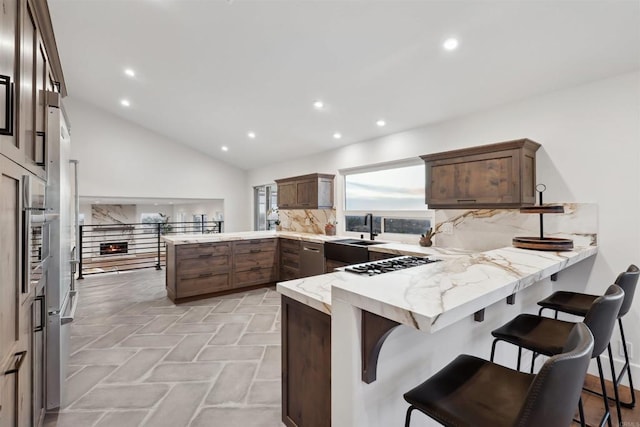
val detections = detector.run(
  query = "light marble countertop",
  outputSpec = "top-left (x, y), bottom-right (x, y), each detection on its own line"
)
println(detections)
top-left (162, 230), bottom-right (345, 244)
top-left (277, 244), bottom-right (598, 333)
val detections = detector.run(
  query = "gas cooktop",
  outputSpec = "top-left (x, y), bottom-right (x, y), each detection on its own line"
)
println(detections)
top-left (344, 256), bottom-right (441, 276)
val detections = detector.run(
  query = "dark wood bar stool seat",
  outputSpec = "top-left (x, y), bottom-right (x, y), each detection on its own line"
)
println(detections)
top-left (538, 265), bottom-right (639, 408)
top-left (491, 284), bottom-right (624, 427)
top-left (403, 323), bottom-right (593, 427)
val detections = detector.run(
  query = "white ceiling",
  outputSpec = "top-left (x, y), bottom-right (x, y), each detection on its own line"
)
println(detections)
top-left (48, 0), bottom-right (640, 171)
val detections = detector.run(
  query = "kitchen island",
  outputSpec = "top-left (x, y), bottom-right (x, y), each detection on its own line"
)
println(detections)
top-left (277, 243), bottom-right (598, 427)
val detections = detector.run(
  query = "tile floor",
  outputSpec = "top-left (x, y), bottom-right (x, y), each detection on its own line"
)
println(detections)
top-left (42, 268), bottom-right (640, 427)
top-left (44, 269), bottom-right (284, 427)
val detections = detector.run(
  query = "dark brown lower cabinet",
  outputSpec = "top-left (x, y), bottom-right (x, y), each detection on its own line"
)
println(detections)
top-left (282, 295), bottom-right (331, 427)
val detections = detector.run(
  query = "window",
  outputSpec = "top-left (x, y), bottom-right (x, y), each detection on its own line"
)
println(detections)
top-left (345, 164), bottom-right (425, 211)
top-left (343, 162), bottom-right (431, 237)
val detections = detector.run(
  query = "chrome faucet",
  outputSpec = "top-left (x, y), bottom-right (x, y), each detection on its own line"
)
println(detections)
top-left (364, 213), bottom-right (378, 241)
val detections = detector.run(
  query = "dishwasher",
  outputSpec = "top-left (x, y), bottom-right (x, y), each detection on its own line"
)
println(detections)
top-left (299, 242), bottom-right (325, 277)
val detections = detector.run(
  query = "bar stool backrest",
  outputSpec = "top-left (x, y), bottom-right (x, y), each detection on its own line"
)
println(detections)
top-left (583, 284), bottom-right (624, 357)
top-left (615, 264), bottom-right (639, 318)
top-left (515, 323), bottom-right (593, 427)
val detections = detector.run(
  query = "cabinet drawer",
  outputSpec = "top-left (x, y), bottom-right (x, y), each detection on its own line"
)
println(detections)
top-left (235, 251), bottom-right (277, 271)
top-left (176, 273), bottom-right (230, 298)
top-left (280, 238), bottom-right (300, 252)
top-left (234, 239), bottom-right (277, 254)
top-left (280, 265), bottom-right (299, 281)
top-left (234, 267), bottom-right (276, 288)
top-left (177, 255), bottom-right (230, 277)
top-left (281, 251), bottom-right (300, 269)
top-left (177, 243), bottom-right (230, 259)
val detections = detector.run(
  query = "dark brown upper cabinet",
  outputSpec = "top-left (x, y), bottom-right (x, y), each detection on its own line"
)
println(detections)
top-left (275, 173), bottom-right (335, 209)
top-left (421, 139), bottom-right (541, 209)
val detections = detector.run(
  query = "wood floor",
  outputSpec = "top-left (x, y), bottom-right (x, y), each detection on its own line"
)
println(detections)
top-left (579, 375), bottom-right (639, 426)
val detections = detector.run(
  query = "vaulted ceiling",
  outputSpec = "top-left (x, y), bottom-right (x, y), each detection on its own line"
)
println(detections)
top-left (48, 0), bottom-right (640, 170)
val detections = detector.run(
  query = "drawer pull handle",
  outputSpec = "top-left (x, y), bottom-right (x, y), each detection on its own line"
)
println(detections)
top-left (198, 273), bottom-right (213, 278)
top-left (283, 250), bottom-right (297, 254)
top-left (4, 351), bottom-right (27, 376)
top-left (250, 266), bottom-right (262, 271)
top-left (250, 249), bottom-right (261, 253)
top-left (199, 254), bottom-right (211, 258)
top-left (457, 199), bottom-right (477, 203)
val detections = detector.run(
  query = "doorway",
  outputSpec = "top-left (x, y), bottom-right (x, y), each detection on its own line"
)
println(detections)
top-left (254, 184), bottom-right (278, 231)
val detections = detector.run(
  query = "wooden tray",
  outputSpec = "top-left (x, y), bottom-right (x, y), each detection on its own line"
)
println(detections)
top-left (512, 236), bottom-right (574, 251)
top-left (519, 206), bottom-right (565, 214)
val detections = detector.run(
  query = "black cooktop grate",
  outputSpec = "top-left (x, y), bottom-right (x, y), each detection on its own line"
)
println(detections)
top-left (344, 256), bottom-right (441, 276)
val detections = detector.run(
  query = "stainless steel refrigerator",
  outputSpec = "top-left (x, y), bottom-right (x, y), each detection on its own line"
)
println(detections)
top-left (45, 94), bottom-right (78, 410)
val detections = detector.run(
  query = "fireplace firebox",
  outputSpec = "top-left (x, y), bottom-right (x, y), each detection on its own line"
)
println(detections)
top-left (100, 242), bottom-right (128, 255)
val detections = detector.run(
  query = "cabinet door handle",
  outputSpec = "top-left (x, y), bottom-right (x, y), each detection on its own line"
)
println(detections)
top-left (457, 199), bottom-right (477, 203)
top-left (4, 351), bottom-right (27, 376)
top-left (34, 295), bottom-right (45, 332)
top-left (198, 273), bottom-right (213, 278)
top-left (198, 254), bottom-right (211, 258)
top-left (35, 131), bottom-right (46, 166)
top-left (250, 249), bottom-right (261, 253)
top-left (0, 75), bottom-right (13, 136)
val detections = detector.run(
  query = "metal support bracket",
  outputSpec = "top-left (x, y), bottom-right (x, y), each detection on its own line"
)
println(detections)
top-left (551, 273), bottom-right (558, 282)
top-left (506, 294), bottom-right (516, 305)
top-left (474, 309), bottom-right (485, 322)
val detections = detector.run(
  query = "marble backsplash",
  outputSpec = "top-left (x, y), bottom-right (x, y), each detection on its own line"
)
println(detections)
top-left (278, 209), bottom-right (337, 234)
top-left (433, 203), bottom-right (597, 252)
top-left (92, 204), bottom-right (136, 225)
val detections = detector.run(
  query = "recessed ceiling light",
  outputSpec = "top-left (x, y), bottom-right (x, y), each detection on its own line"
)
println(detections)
top-left (221, 146), bottom-right (229, 152)
top-left (376, 120), bottom-right (386, 127)
top-left (313, 100), bottom-right (324, 110)
top-left (333, 132), bottom-right (342, 139)
top-left (120, 99), bottom-right (131, 107)
top-left (443, 38), bottom-right (459, 51)
top-left (124, 68), bottom-right (135, 77)
top-left (247, 131), bottom-right (256, 139)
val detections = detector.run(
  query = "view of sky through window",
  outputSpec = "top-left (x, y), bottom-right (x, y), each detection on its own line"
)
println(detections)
top-left (345, 164), bottom-right (426, 210)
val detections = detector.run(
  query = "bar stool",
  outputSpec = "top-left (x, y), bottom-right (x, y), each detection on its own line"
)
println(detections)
top-left (403, 323), bottom-right (593, 427)
top-left (490, 284), bottom-right (624, 427)
top-left (538, 264), bottom-right (639, 408)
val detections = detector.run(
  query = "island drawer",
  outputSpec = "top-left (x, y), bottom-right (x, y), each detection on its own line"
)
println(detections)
top-left (177, 255), bottom-right (231, 277)
top-left (176, 273), bottom-right (231, 298)
top-left (177, 243), bottom-right (231, 259)
top-left (233, 239), bottom-right (277, 254)
top-left (234, 267), bottom-right (276, 288)
top-left (234, 251), bottom-right (277, 271)
top-left (280, 238), bottom-right (300, 253)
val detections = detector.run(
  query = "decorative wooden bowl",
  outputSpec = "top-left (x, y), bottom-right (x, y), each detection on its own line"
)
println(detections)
top-left (512, 236), bottom-right (574, 251)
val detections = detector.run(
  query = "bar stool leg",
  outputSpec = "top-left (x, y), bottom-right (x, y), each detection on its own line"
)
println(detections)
top-left (578, 397), bottom-right (586, 427)
top-left (404, 405), bottom-right (415, 427)
top-left (490, 339), bottom-right (498, 362)
top-left (606, 344), bottom-right (623, 425)
top-left (618, 319), bottom-right (636, 408)
top-left (596, 356), bottom-right (613, 427)
top-left (516, 347), bottom-right (522, 371)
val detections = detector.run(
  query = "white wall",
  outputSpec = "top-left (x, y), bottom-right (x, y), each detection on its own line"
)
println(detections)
top-left (66, 97), bottom-right (250, 232)
top-left (249, 72), bottom-right (640, 375)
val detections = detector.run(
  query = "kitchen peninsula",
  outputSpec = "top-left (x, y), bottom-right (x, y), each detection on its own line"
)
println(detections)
top-left (278, 242), bottom-right (597, 427)
top-left (164, 228), bottom-right (597, 427)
